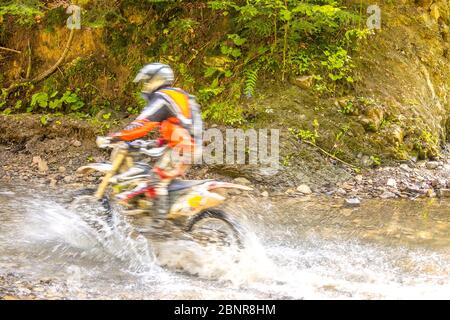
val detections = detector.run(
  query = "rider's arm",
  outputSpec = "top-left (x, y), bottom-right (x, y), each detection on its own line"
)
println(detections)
top-left (111, 95), bottom-right (174, 142)
top-left (111, 119), bottom-right (159, 141)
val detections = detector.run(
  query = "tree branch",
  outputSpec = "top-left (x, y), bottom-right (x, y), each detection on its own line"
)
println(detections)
top-left (3, 28), bottom-right (76, 97)
top-left (0, 46), bottom-right (21, 54)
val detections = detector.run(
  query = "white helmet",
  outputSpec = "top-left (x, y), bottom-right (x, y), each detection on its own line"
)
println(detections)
top-left (133, 63), bottom-right (175, 94)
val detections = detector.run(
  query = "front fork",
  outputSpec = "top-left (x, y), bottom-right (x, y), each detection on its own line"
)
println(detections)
top-left (94, 148), bottom-right (133, 199)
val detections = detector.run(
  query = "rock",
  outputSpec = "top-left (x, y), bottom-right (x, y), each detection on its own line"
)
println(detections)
top-left (290, 75), bottom-right (314, 89)
top-left (386, 178), bottom-right (397, 188)
top-left (344, 198), bottom-right (361, 208)
top-left (380, 191), bottom-right (396, 199)
top-left (359, 107), bottom-right (384, 132)
top-left (63, 176), bottom-right (73, 184)
top-left (49, 179), bottom-right (57, 188)
top-left (37, 158), bottom-right (48, 173)
top-left (296, 184), bottom-right (312, 194)
top-left (426, 161), bottom-right (440, 170)
top-left (443, 164), bottom-right (450, 171)
top-left (32, 156), bottom-right (41, 165)
top-left (400, 164), bottom-right (411, 172)
top-left (73, 140), bottom-right (82, 147)
top-left (360, 155), bottom-right (374, 167)
top-left (438, 189), bottom-right (450, 198)
top-left (285, 188), bottom-right (296, 195)
top-left (232, 177), bottom-right (251, 185)
top-left (261, 191), bottom-right (269, 197)
top-left (386, 124), bottom-right (404, 144)
top-left (58, 166), bottom-right (66, 173)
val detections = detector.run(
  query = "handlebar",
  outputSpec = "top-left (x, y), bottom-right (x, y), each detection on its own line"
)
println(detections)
top-left (96, 136), bottom-right (166, 157)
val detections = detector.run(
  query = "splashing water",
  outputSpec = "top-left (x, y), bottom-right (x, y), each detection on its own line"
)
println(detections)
top-left (0, 184), bottom-right (449, 299)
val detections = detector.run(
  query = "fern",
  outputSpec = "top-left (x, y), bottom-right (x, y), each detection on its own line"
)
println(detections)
top-left (244, 67), bottom-right (259, 98)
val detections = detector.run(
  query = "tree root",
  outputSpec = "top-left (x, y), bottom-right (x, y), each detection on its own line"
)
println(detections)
top-left (0, 46), bottom-right (21, 54)
top-left (3, 28), bottom-right (75, 97)
top-left (26, 40), bottom-right (32, 79)
top-left (302, 140), bottom-right (360, 171)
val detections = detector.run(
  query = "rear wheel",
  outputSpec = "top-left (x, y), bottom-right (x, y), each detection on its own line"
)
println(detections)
top-left (186, 209), bottom-right (244, 249)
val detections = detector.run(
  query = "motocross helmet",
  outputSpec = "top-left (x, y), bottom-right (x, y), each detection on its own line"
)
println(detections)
top-left (133, 63), bottom-right (175, 95)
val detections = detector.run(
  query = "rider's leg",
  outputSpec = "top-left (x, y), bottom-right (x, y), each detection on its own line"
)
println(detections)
top-left (152, 149), bottom-right (191, 217)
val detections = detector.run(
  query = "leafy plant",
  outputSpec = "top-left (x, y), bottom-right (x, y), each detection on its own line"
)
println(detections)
top-left (244, 66), bottom-right (259, 97)
top-left (0, 1), bottom-right (42, 26)
top-left (202, 101), bottom-right (244, 126)
top-left (370, 155), bottom-right (381, 166)
top-left (339, 100), bottom-right (354, 115)
top-left (29, 90), bottom-right (85, 113)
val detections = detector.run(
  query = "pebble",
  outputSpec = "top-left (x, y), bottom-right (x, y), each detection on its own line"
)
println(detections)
top-left (58, 166), bottom-right (66, 173)
top-left (63, 176), bottom-right (73, 184)
top-left (380, 191), bottom-right (397, 199)
top-left (426, 161), bottom-right (440, 170)
top-left (296, 184), bottom-right (312, 194)
top-left (49, 179), bottom-right (57, 188)
top-left (261, 191), bottom-right (269, 197)
top-left (73, 140), bottom-right (82, 147)
top-left (438, 189), bottom-right (450, 198)
top-left (386, 178), bottom-right (397, 188)
top-left (344, 198), bottom-right (361, 208)
top-left (37, 158), bottom-right (48, 173)
top-left (400, 164), bottom-right (411, 172)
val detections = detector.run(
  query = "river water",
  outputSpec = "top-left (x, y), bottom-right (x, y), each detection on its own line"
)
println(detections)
top-left (0, 184), bottom-right (449, 299)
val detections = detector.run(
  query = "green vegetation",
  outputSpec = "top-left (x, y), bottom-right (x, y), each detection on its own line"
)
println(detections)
top-left (0, 0), bottom-right (448, 164)
top-left (1, 0), bottom-right (366, 125)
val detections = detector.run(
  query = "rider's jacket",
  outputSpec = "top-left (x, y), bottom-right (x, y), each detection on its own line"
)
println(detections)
top-left (113, 87), bottom-right (203, 150)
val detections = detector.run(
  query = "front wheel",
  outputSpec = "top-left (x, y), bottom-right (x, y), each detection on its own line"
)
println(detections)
top-left (186, 209), bottom-right (245, 249)
top-left (69, 188), bottom-right (113, 228)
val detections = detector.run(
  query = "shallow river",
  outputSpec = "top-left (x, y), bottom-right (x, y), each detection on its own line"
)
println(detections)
top-left (0, 184), bottom-right (449, 299)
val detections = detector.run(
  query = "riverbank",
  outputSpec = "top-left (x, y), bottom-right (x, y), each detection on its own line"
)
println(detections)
top-left (0, 114), bottom-right (449, 202)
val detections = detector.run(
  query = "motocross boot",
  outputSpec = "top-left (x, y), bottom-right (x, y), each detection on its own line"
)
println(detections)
top-left (154, 185), bottom-right (169, 218)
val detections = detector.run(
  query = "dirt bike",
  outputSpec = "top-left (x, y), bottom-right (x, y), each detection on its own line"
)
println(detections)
top-left (70, 136), bottom-right (252, 248)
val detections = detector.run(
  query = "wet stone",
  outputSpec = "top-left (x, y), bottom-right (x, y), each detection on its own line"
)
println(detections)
top-left (344, 198), bottom-right (361, 208)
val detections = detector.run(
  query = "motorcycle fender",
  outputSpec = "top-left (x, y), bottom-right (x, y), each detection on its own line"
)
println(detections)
top-left (76, 163), bottom-right (113, 175)
top-left (168, 191), bottom-right (225, 219)
top-left (206, 182), bottom-right (253, 191)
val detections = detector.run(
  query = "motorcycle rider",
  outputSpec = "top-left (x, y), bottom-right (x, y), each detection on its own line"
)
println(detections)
top-left (109, 63), bottom-right (203, 216)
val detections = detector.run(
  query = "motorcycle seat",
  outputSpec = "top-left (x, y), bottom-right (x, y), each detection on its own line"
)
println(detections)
top-left (168, 179), bottom-right (213, 192)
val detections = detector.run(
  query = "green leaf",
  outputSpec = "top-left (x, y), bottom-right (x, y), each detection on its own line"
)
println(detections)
top-left (40, 115), bottom-right (48, 126)
top-left (49, 100), bottom-right (62, 110)
top-left (227, 34), bottom-right (246, 46)
top-left (31, 92), bottom-right (48, 109)
top-left (231, 48), bottom-right (241, 58)
top-left (280, 9), bottom-right (292, 21)
top-left (14, 100), bottom-right (22, 110)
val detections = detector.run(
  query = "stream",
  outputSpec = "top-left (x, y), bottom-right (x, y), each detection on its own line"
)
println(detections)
top-left (0, 184), bottom-right (449, 299)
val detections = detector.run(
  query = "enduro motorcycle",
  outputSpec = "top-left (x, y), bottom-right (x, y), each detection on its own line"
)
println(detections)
top-left (71, 136), bottom-right (252, 248)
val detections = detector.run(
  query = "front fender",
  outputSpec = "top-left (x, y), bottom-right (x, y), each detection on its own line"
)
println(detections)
top-left (76, 163), bottom-right (113, 175)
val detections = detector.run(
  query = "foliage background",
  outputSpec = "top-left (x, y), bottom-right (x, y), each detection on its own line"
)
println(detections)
top-left (0, 0), bottom-right (449, 165)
